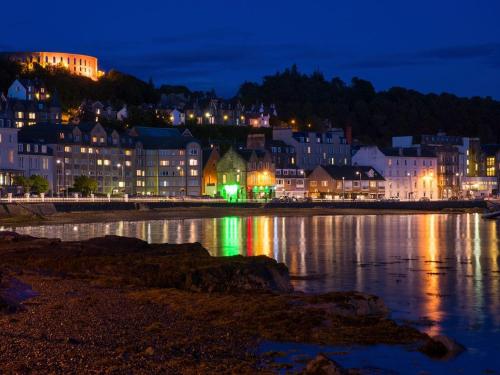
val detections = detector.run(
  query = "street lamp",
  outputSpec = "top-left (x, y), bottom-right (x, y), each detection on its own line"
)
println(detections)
top-left (342, 176), bottom-right (345, 201)
top-left (56, 159), bottom-right (65, 198)
top-left (455, 172), bottom-right (462, 198)
top-left (355, 171), bottom-right (361, 199)
top-left (117, 163), bottom-right (124, 193)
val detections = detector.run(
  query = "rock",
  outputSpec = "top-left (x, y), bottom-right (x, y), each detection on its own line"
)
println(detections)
top-left (306, 292), bottom-right (390, 319)
top-left (302, 354), bottom-right (347, 375)
top-left (419, 335), bottom-right (465, 359)
top-left (144, 346), bottom-right (155, 356)
top-left (0, 234), bottom-right (293, 293)
top-left (185, 256), bottom-right (292, 293)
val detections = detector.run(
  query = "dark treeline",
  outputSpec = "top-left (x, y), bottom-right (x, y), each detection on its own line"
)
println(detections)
top-left (238, 65), bottom-right (500, 145)
top-left (2, 60), bottom-right (499, 145)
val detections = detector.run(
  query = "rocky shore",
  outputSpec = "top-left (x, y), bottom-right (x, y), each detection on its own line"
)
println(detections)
top-left (0, 232), bottom-right (462, 373)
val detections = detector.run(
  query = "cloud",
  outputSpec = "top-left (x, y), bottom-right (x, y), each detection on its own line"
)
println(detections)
top-left (340, 43), bottom-right (500, 70)
top-left (419, 43), bottom-right (500, 60)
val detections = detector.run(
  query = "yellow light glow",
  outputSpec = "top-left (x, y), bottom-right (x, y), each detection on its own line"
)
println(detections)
top-left (223, 115), bottom-right (228, 120)
top-left (205, 112), bottom-right (211, 118)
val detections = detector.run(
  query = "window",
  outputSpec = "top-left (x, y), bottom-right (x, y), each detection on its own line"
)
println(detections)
top-left (125, 161), bottom-right (131, 167)
top-left (97, 159), bottom-right (103, 166)
top-left (189, 159), bottom-right (198, 166)
top-left (189, 148), bottom-right (198, 155)
top-left (125, 150), bottom-right (132, 156)
top-left (310, 181), bottom-right (317, 187)
top-left (64, 146), bottom-right (71, 153)
top-left (190, 169), bottom-right (198, 176)
top-left (92, 136), bottom-right (97, 143)
top-left (160, 160), bottom-right (170, 166)
top-left (222, 174), bottom-right (227, 183)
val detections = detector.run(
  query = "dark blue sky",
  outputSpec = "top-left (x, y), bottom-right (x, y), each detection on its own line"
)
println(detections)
top-left (3, 0), bottom-right (500, 98)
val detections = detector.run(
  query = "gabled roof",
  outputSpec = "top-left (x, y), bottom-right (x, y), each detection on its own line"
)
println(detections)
top-left (381, 147), bottom-right (436, 158)
top-left (130, 126), bottom-right (199, 150)
top-left (316, 165), bottom-right (385, 181)
top-left (18, 123), bottom-right (74, 144)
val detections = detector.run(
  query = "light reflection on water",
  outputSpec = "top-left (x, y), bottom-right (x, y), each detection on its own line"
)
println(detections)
top-left (3, 213), bottom-right (500, 372)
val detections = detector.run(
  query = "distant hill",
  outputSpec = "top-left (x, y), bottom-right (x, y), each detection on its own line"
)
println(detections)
top-left (237, 65), bottom-right (500, 145)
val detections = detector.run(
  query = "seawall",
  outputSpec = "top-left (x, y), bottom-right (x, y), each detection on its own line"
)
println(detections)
top-left (0, 199), bottom-right (487, 218)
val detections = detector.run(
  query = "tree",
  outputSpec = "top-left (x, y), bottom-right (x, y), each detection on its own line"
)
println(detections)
top-left (73, 176), bottom-right (98, 196)
top-left (29, 175), bottom-right (49, 195)
top-left (13, 176), bottom-right (31, 193)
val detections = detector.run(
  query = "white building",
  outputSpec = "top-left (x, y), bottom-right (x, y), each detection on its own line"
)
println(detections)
top-left (169, 109), bottom-right (184, 126)
top-left (353, 146), bottom-right (438, 200)
top-left (17, 142), bottom-right (55, 192)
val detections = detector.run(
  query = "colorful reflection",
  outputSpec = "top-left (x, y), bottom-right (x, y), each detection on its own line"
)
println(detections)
top-left (4, 213), bottom-right (500, 367)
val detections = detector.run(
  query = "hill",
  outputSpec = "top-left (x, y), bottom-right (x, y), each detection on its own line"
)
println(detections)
top-left (237, 65), bottom-right (500, 145)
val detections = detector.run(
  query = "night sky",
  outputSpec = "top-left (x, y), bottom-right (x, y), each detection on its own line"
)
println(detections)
top-left (3, 0), bottom-right (500, 98)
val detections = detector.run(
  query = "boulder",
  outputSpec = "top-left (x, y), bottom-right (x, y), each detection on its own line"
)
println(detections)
top-left (185, 256), bottom-right (292, 293)
top-left (302, 354), bottom-right (347, 375)
top-left (419, 335), bottom-right (465, 359)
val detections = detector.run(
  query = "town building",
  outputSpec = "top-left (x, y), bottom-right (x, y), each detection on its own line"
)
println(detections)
top-left (130, 127), bottom-right (202, 197)
top-left (202, 148), bottom-right (220, 196)
top-left (17, 142), bottom-right (54, 192)
top-left (216, 147), bottom-right (248, 201)
top-left (216, 147), bottom-right (275, 201)
top-left (307, 165), bottom-right (385, 200)
top-left (19, 123), bottom-right (136, 195)
top-left (393, 134), bottom-right (463, 198)
top-left (353, 146), bottom-right (438, 200)
top-left (0, 123), bottom-right (21, 192)
top-left (272, 128), bottom-right (350, 171)
top-left (1, 79), bottom-right (62, 128)
top-left (1, 52), bottom-right (103, 81)
top-left (460, 144), bottom-right (500, 198)
top-left (266, 139), bottom-right (305, 199)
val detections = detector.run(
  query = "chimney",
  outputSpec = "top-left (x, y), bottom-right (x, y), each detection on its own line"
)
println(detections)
top-left (398, 148), bottom-right (403, 156)
top-left (345, 122), bottom-right (352, 145)
top-left (417, 147), bottom-right (421, 157)
top-left (246, 133), bottom-right (266, 150)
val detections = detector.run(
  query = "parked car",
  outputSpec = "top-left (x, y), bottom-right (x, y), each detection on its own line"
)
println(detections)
top-left (448, 196), bottom-right (459, 201)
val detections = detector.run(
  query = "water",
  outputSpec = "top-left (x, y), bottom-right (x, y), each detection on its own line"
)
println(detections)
top-left (3, 213), bottom-right (500, 374)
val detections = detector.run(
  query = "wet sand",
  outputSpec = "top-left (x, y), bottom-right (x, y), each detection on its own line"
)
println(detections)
top-left (0, 206), bottom-right (479, 228)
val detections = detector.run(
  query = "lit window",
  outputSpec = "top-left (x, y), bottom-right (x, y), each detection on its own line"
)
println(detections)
top-left (64, 146), bottom-right (71, 153)
top-left (190, 169), bottom-right (198, 176)
top-left (189, 159), bottom-right (198, 166)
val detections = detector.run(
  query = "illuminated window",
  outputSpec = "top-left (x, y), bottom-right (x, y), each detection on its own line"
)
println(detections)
top-left (160, 160), bottom-right (170, 166)
top-left (28, 112), bottom-right (36, 119)
top-left (64, 146), bottom-right (71, 153)
top-left (16, 112), bottom-right (24, 119)
top-left (190, 169), bottom-right (198, 176)
top-left (104, 160), bottom-right (110, 166)
top-left (92, 136), bottom-right (97, 143)
top-left (189, 159), bottom-right (198, 166)
top-left (97, 159), bottom-right (103, 165)
top-left (125, 150), bottom-right (132, 156)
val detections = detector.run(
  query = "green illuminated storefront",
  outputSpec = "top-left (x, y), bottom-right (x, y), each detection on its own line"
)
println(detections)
top-left (216, 148), bottom-right (248, 202)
